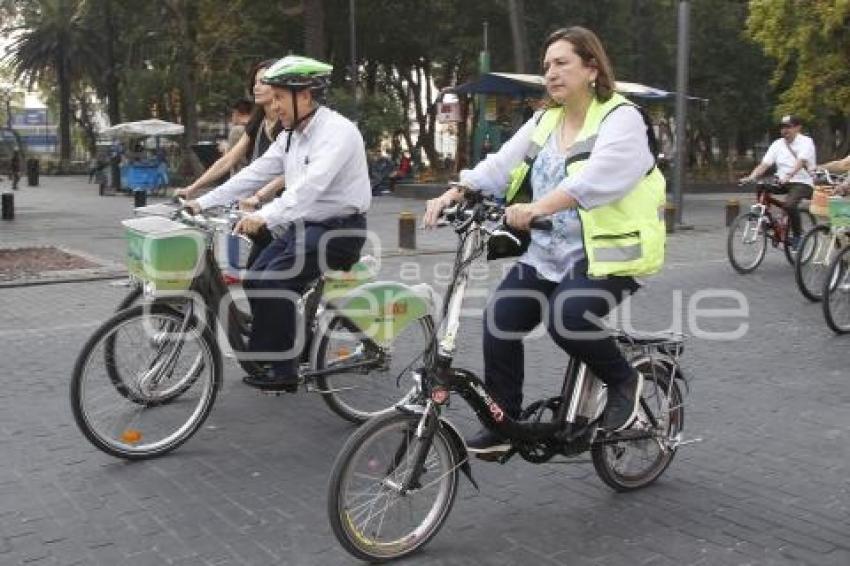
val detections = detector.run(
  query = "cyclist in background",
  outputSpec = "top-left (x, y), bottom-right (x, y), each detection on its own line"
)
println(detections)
top-left (741, 114), bottom-right (816, 249)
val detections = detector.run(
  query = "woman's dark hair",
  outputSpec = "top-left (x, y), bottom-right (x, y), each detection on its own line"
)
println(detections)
top-left (247, 58), bottom-right (277, 94)
top-left (541, 26), bottom-right (616, 102)
top-left (243, 58), bottom-right (282, 161)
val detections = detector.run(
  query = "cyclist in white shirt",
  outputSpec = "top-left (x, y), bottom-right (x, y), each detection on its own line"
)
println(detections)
top-left (741, 114), bottom-right (817, 248)
top-left (186, 56), bottom-right (371, 391)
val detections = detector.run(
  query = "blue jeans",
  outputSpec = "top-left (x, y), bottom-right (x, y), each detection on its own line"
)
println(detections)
top-left (243, 215), bottom-right (366, 377)
top-left (482, 261), bottom-right (639, 418)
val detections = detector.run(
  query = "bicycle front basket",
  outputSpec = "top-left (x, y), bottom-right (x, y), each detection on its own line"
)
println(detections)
top-left (828, 197), bottom-right (850, 228)
top-left (121, 216), bottom-right (204, 291)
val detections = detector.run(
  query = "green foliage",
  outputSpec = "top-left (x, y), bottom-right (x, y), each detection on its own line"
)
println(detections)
top-left (748, 0), bottom-right (850, 122)
top-left (327, 87), bottom-right (405, 149)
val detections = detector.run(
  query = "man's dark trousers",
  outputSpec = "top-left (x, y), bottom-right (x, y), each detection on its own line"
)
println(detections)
top-left (243, 215), bottom-right (366, 377)
top-left (784, 182), bottom-right (813, 237)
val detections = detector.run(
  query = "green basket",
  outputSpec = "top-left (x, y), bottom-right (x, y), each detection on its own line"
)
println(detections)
top-left (828, 197), bottom-right (850, 228)
top-left (122, 216), bottom-right (204, 291)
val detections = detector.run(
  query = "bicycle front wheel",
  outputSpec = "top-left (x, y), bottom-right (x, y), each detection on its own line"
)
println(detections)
top-left (727, 213), bottom-right (767, 273)
top-left (327, 411), bottom-right (459, 562)
top-left (591, 356), bottom-right (684, 492)
top-left (312, 314), bottom-right (435, 423)
top-left (794, 224), bottom-right (833, 302)
top-left (822, 245), bottom-right (850, 334)
top-left (70, 304), bottom-right (221, 459)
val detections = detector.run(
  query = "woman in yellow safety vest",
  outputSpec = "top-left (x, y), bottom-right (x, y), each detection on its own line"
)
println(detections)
top-left (424, 26), bottom-right (667, 454)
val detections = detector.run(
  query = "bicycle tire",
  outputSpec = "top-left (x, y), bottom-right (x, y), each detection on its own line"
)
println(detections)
top-left (591, 356), bottom-right (684, 492)
top-left (312, 313), bottom-right (435, 424)
top-left (70, 304), bottom-right (222, 460)
top-left (794, 224), bottom-right (834, 302)
top-left (327, 411), bottom-right (459, 562)
top-left (822, 245), bottom-right (850, 334)
top-left (727, 213), bottom-right (767, 274)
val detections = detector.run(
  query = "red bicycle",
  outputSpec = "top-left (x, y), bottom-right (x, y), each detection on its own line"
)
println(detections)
top-left (727, 177), bottom-right (815, 274)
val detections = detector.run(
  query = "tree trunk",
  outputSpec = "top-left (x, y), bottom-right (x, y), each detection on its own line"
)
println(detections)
top-left (165, 0), bottom-right (200, 174)
top-left (102, 0), bottom-right (120, 125)
top-left (507, 0), bottom-right (529, 73)
top-left (73, 91), bottom-right (98, 157)
top-left (455, 95), bottom-right (470, 172)
top-left (57, 53), bottom-right (72, 164)
top-left (303, 0), bottom-right (326, 59)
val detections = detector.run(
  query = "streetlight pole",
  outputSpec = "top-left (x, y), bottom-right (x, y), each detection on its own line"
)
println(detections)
top-left (673, 0), bottom-right (690, 227)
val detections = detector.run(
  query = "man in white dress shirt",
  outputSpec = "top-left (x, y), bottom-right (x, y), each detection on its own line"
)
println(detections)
top-left (187, 56), bottom-right (371, 391)
top-left (742, 114), bottom-right (817, 248)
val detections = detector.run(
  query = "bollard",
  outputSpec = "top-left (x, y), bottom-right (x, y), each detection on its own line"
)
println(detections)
top-left (133, 189), bottom-right (147, 208)
top-left (399, 211), bottom-right (416, 250)
top-left (26, 158), bottom-right (39, 186)
top-left (725, 199), bottom-right (740, 226)
top-left (1, 192), bottom-right (13, 220)
top-left (664, 203), bottom-right (676, 234)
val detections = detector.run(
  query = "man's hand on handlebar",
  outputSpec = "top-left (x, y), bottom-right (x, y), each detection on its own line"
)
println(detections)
top-left (234, 215), bottom-right (266, 236)
top-left (239, 195), bottom-right (261, 212)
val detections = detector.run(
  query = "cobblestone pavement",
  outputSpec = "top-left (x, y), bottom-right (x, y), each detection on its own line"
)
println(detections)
top-left (0, 177), bottom-right (848, 565)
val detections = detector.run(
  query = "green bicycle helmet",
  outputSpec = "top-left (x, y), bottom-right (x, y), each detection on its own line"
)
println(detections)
top-left (262, 55), bottom-right (332, 90)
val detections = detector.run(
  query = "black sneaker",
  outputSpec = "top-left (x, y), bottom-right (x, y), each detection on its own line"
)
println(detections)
top-left (242, 371), bottom-right (300, 393)
top-left (602, 372), bottom-right (644, 432)
top-left (465, 427), bottom-right (510, 454)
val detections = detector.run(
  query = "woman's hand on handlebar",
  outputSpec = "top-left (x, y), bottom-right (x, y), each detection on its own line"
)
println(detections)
top-left (423, 184), bottom-right (465, 228)
top-left (504, 203), bottom-right (542, 231)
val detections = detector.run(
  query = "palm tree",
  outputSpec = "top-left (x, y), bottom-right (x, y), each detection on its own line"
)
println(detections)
top-left (4, 0), bottom-right (101, 164)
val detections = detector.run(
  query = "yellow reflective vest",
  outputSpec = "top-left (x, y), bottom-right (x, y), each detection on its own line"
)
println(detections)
top-left (505, 93), bottom-right (666, 277)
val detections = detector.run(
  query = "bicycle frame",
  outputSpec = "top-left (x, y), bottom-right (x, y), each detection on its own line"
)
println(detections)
top-left (137, 213), bottom-right (438, 382)
top-left (752, 187), bottom-right (791, 246)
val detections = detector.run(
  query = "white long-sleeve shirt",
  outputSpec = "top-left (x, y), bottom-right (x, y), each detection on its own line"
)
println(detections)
top-left (197, 106), bottom-right (371, 229)
top-left (459, 106), bottom-right (654, 281)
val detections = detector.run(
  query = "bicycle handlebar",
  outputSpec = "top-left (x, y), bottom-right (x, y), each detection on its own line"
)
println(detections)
top-left (440, 188), bottom-right (552, 233)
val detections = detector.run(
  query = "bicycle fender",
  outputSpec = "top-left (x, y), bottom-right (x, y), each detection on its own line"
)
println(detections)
top-left (396, 404), bottom-right (479, 491)
top-left (331, 281), bottom-right (436, 346)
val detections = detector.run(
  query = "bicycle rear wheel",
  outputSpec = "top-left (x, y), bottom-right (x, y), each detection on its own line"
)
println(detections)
top-left (70, 304), bottom-right (221, 459)
top-left (822, 245), bottom-right (850, 334)
top-left (591, 356), bottom-right (684, 492)
top-left (312, 314), bottom-right (434, 423)
top-left (727, 213), bottom-right (767, 273)
top-left (327, 411), bottom-right (459, 562)
top-left (794, 224), bottom-right (833, 302)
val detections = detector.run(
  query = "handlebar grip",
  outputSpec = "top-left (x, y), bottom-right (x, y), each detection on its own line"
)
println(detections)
top-left (529, 217), bottom-right (553, 231)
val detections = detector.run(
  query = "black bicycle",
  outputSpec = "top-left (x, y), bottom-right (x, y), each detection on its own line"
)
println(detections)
top-left (326, 190), bottom-right (692, 561)
top-left (70, 205), bottom-right (436, 459)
